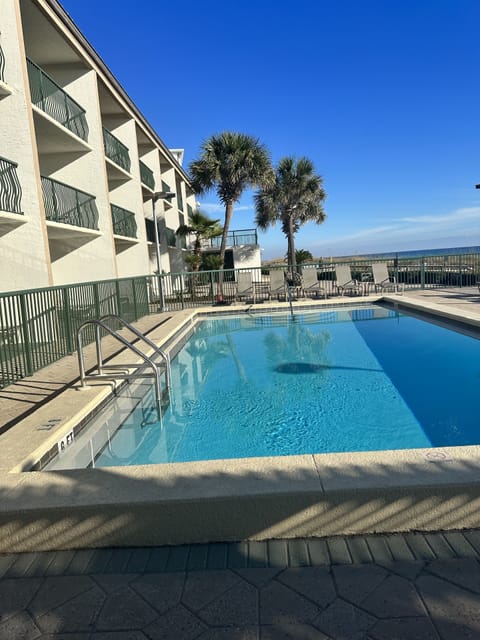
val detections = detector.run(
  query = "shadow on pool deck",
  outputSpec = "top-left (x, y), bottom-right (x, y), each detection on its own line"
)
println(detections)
top-left (1, 527), bottom-right (480, 638)
top-left (1, 449), bottom-right (480, 551)
top-left (0, 313), bottom-right (169, 436)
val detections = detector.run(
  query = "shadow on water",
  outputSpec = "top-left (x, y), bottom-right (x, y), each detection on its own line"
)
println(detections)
top-left (274, 362), bottom-right (384, 374)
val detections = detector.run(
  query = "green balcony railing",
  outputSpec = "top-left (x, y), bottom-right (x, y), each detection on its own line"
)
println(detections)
top-left (207, 228), bottom-right (258, 248)
top-left (161, 180), bottom-right (171, 194)
top-left (187, 203), bottom-right (193, 218)
top-left (111, 204), bottom-right (137, 238)
top-left (26, 58), bottom-right (88, 141)
top-left (145, 218), bottom-right (157, 243)
top-left (177, 191), bottom-right (184, 211)
top-left (166, 227), bottom-right (176, 247)
top-left (0, 44), bottom-right (5, 83)
top-left (0, 156), bottom-right (23, 214)
top-left (103, 127), bottom-right (131, 172)
top-left (139, 160), bottom-right (155, 190)
top-left (41, 176), bottom-right (98, 230)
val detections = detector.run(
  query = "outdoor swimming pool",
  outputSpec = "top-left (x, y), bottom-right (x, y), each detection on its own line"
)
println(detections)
top-left (45, 303), bottom-right (480, 469)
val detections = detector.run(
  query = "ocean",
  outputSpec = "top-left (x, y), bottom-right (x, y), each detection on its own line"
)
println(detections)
top-left (340, 245), bottom-right (480, 260)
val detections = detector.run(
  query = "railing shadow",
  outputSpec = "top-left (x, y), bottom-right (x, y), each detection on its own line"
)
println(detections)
top-left (0, 452), bottom-right (480, 553)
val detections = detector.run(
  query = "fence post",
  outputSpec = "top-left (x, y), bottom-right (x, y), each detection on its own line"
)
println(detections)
top-left (180, 277), bottom-right (185, 310)
top-left (132, 278), bottom-right (138, 320)
top-left (19, 294), bottom-right (33, 376)
top-left (210, 271), bottom-right (215, 304)
top-left (394, 254), bottom-right (399, 286)
top-left (93, 282), bottom-right (100, 318)
top-left (115, 280), bottom-right (122, 316)
top-left (62, 287), bottom-right (74, 354)
top-left (420, 258), bottom-right (425, 289)
top-left (459, 255), bottom-right (463, 288)
top-left (159, 273), bottom-right (167, 312)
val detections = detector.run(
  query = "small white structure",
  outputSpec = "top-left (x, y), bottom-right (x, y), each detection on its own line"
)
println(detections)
top-left (200, 228), bottom-right (262, 277)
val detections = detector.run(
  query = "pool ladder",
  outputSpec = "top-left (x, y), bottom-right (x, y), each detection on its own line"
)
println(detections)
top-left (76, 314), bottom-right (171, 420)
top-left (284, 272), bottom-right (296, 320)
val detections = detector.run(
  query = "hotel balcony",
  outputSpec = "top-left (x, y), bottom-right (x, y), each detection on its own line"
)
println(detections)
top-left (202, 228), bottom-right (258, 249)
top-left (41, 176), bottom-right (100, 246)
top-left (161, 180), bottom-right (173, 209)
top-left (103, 127), bottom-right (131, 187)
top-left (139, 160), bottom-right (155, 191)
top-left (111, 204), bottom-right (138, 251)
top-left (166, 227), bottom-right (177, 247)
top-left (27, 58), bottom-right (89, 143)
top-left (177, 191), bottom-right (184, 211)
top-left (0, 44), bottom-right (4, 82)
top-left (103, 127), bottom-right (130, 171)
top-left (0, 157), bottom-right (25, 233)
top-left (0, 44), bottom-right (12, 98)
top-left (0, 157), bottom-right (22, 215)
top-left (145, 218), bottom-right (157, 243)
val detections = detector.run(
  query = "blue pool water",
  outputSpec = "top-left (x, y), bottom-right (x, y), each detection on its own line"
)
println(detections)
top-left (50, 304), bottom-right (480, 468)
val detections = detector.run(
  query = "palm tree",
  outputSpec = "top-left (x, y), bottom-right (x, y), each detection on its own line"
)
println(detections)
top-left (189, 132), bottom-right (274, 274)
top-left (176, 209), bottom-right (223, 272)
top-left (295, 249), bottom-right (314, 265)
top-left (255, 157), bottom-right (326, 273)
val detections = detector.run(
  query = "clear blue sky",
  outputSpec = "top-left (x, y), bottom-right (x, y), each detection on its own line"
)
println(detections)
top-left (60, 0), bottom-right (480, 259)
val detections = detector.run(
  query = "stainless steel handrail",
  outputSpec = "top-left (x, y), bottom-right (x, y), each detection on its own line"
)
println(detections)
top-left (284, 272), bottom-right (295, 320)
top-left (99, 314), bottom-right (171, 390)
top-left (76, 319), bottom-right (164, 418)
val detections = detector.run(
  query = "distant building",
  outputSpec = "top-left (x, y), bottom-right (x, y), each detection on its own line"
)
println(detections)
top-left (0, 0), bottom-right (196, 292)
top-left (200, 228), bottom-right (262, 275)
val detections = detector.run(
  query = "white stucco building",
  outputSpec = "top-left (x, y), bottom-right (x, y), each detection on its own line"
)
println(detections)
top-left (0, 0), bottom-right (197, 292)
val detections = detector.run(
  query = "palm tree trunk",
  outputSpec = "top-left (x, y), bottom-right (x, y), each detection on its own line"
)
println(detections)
top-left (193, 237), bottom-right (201, 272)
top-left (219, 200), bottom-right (234, 265)
top-left (217, 200), bottom-right (235, 299)
top-left (288, 215), bottom-right (296, 272)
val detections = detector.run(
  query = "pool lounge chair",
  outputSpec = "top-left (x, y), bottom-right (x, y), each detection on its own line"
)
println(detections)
top-left (269, 269), bottom-right (287, 300)
top-left (372, 262), bottom-right (404, 294)
top-left (302, 268), bottom-right (327, 299)
top-left (334, 264), bottom-right (363, 296)
top-left (236, 271), bottom-right (254, 301)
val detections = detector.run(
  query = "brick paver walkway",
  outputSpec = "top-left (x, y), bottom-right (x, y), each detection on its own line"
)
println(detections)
top-left (1, 531), bottom-right (480, 638)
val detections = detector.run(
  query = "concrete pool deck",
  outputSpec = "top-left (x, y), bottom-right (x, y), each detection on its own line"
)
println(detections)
top-left (2, 530), bottom-right (480, 639)
top-left (0, 289), bottom-right (480, 554)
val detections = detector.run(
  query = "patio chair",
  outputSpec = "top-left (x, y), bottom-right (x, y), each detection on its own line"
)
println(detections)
top-left (193, 283), bottom-right (212, 300)
top-left (236, 271), bottom-right (254, 301)
top-left (334, 264), bottom-right (363, 296)
top-left (269, 269), bottom-right (287, 300)
top-left (302, 268), bottom-right (327, 299)
top-left (372, 262), bottom-right (404, 294)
